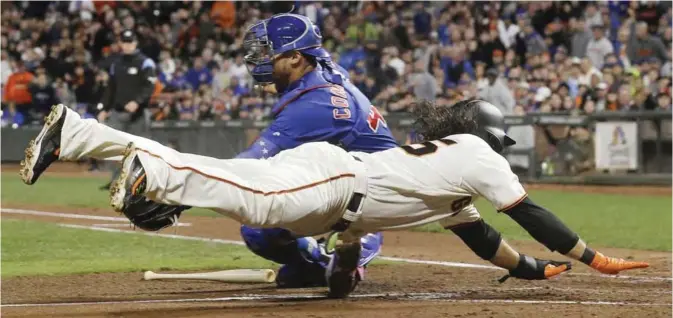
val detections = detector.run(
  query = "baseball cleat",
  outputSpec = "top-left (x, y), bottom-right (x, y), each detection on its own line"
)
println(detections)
top-left (325, 237), bottom-right (362, 299)
top-left (590, 252), bottom-right (650, 274)
top-left (20, 104), bottom-right (66, 185)
top-left (110, 143), bottom-right (147, 212)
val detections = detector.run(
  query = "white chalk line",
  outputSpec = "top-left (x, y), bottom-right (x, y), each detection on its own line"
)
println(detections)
top-left (92, 223), bottom-right (192, 228)
top-left (2, 292), bottom-right (670, 308)
top-left (1, 208), bottom-right (191, 226)
top-left (3, 208), bottom-right (672, 283)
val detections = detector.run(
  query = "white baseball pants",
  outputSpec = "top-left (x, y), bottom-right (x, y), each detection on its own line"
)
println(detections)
top-left (59, 106), bottom-right (367, 236)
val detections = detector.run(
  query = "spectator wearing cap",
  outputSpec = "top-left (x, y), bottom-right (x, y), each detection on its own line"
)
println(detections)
top-left (586, 24), bottom-right (614, 69)
top-left (593, 82), bottom-right (609, 111)
top-left (98, 28), bottom-right (157, 189)
top-left (477, 68), bottom-right (515, 114)
top-left (627, 22), bottom-right (669, 64)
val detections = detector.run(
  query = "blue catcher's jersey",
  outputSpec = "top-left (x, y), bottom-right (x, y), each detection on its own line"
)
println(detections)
top-left (237, 65), bottom-right (398, 159)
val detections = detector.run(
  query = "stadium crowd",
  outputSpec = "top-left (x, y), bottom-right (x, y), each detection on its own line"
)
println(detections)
top-left (1, 1), bottom-right (672, 128)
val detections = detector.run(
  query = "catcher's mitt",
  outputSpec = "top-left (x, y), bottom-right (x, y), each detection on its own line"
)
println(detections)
top-left (121, 194), bottom-right (190, 231)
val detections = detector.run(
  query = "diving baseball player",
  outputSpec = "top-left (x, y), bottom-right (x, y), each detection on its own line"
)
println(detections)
top-left (20, 13), bottom-right (398, 295)
top-left (20, 99), bottom-right (649, 298)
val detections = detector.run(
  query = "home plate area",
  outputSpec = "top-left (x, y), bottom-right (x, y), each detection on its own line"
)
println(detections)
top-left (1, 206), bottom-right (670, 318)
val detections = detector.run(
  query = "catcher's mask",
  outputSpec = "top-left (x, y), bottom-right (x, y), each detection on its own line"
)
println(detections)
top-left (243, 13), bottom-right (328, 85)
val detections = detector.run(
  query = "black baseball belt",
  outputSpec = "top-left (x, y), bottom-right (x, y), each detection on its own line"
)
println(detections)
top-left (330, 155), bottom-right (366, 232)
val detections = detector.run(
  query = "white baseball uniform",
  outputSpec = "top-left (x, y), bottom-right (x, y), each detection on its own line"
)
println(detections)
top-left (57, 106), bottom-right (366, 236)
top-left (58, 106), bottom-right (526, 238)
top-left (345, 134), bottom-right (528, 238)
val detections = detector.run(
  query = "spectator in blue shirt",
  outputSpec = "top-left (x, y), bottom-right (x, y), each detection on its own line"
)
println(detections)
top-left (185, 57), bottom-right (212, 90)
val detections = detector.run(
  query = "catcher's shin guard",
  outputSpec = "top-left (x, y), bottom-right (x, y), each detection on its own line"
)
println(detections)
top-left (110, 143), bottom-right (147, 212)
top-left (20, 104), bottom-right (66, 185)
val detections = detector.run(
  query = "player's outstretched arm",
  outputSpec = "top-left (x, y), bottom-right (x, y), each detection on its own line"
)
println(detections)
top-left (463, 141), bottom-right (649, 275)
top-left (450, 219), bottom-right (571, 281)
top-left (502, 197), bottom-right (650, 275)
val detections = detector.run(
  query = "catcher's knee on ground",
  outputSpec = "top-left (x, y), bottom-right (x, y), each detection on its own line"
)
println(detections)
top-left (240, 226), bottom-right (304, 264)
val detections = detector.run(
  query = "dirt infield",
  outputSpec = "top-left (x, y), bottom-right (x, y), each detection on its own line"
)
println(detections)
top-left (1, 163), bottom-right (671, 317)
top-left (2, 202), bottom-right (671, 318)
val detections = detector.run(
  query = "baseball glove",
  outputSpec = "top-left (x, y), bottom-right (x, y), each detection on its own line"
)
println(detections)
top-left (499, 254), bottom-right (571, 283)
top-left (121, 194), bottom-right (191, 231)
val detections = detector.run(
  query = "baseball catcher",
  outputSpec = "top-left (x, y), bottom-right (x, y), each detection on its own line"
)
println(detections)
top-left (20, 98), bottom-right (649, 298)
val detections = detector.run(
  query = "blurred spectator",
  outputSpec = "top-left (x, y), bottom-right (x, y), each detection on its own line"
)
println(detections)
top-left (158, 50), bottom-right (176, 83)
top-left (1, 51), bottom-right (13, 87)
top-left (0, 0), bottom-right (669, 129)
top-left (522, 20), bottom-right (548, 56)
top-left (498, 15), bottom-right (520, 49)
top-left (584, 3), bottom-right (603, 27)
top-left (656, 93), bottom-right (672, 111)
top-left (586, 25), bottom-right (613, 69)
top-left (506, 105), bottom-right (535, 175)
top-left (570, 17), bottom-right (592, 58)
top-left (28, 73), bottom-right (58, 122)
top-left (230, 54), bottom-right (249, 86)
top-left (477, 68), bottom-right (515, 114)
top-left (185, 57), bottom-right (212, 90)
top-left (627, 22), bottom-right (669, 64)
top-left (3, 61), bottom-right (34, 118)
top-left (411, 60), bottom-right (437, 102)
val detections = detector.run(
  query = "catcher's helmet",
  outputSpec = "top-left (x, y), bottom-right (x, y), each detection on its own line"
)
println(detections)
top-left (471, 100), bottom-right (516, 153)
top-left (244, 13), bottom-right (329, 84)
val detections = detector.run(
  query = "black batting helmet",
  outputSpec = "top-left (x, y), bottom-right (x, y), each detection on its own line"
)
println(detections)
top-left (411, 99), bottom-right (516, 153)
top-left (471, 100), bottom-right (516, 153)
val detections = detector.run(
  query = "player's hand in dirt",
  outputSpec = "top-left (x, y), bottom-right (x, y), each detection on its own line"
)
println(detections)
top-left (589, 252), bottom-right (649, 274)
top-left (499, 255), bottom-right (571, 283)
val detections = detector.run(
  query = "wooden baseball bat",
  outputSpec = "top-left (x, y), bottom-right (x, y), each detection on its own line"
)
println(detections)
top-left (143, 269), bottom-right (276, 283)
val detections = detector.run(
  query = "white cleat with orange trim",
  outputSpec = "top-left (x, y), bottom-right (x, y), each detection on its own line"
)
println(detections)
top-left (110, 143), bottom-right (147, 213)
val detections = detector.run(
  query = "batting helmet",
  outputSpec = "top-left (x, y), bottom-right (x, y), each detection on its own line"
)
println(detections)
top-left (471, 100), bottom-right (516, 153)
top-left (243, 13), bottom-right (329, 84)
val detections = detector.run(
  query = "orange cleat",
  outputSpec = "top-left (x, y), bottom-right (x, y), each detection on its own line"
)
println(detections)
top-left (589, 252), bottom-right (650, 274)
top-left (544, 263), bottom-right (570, 279)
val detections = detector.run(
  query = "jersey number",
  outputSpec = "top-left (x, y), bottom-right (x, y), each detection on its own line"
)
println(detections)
top-left (400, 138), bottom-right (456, 156)
top-left (367, 106), bottom-right (387, 133)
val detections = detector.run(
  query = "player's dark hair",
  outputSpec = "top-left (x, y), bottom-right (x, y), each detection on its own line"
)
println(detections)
top-left (411, 98), bottom-right (480, 142)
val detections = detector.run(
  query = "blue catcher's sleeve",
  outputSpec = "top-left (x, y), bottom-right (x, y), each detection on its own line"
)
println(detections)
top-left (236, 135), bottom-right (283, 159)
top-left (237, 90), bottom-right (352, 159)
